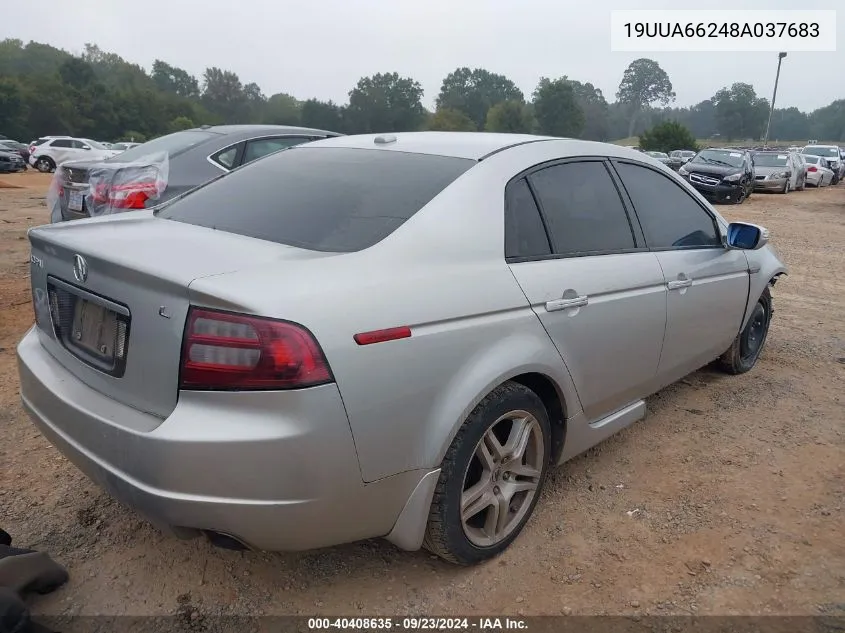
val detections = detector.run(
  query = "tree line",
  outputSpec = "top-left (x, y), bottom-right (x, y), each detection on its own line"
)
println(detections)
top-left (1, 38), bottom-right (843, 144)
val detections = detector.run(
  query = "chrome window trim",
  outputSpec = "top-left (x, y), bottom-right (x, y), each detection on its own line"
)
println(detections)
top-left (206, 134), bottom-right (325, 172)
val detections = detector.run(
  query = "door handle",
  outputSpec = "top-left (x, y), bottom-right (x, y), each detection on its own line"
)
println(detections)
top-left (545, 296), bottom-right (588, 312)
top-left (667, 279), bottom-right (693, 290)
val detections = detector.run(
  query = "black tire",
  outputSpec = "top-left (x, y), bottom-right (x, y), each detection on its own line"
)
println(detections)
top-left (780, 179), bottom-right (790, 194)
top-left (35, 157), bottom-right (55, 173)
top-left (733, 183), bottom-right (747, 204)
top-left (718, 287), bottom-right (772, 375)
top-left (423, 381), bottom-right (552, 565)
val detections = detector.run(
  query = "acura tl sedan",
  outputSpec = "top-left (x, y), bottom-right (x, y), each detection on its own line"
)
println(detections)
top-left (18, 133), bottom-right (786, 565)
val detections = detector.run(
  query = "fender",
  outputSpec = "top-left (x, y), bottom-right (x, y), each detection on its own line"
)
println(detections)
top-left (422, 316), bottom-right (582, 471)
top-left (741, 246), bottom-right (788, 330)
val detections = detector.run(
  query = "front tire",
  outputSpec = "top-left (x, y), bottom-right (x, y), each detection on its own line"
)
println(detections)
top-left (718, 288), bottom-right (772, 375)
top-left (424, 382), bottom-right (551, 565)
top-left (35, 157), bottom-right (55, 173)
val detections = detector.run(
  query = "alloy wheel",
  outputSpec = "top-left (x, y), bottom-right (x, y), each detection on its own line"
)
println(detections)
top-left (460, 411), bottom-right (545, 548)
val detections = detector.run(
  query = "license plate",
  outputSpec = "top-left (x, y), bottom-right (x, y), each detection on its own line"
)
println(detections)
top-left (70, 299), bottom-right (118, 360)
top-left (68, 190), bottom-right (84, 211)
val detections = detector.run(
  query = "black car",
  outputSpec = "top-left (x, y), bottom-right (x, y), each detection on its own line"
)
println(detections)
top-left (0, 148), bottom-right (26, 173)
top-left (678, 148), bottom-right (755, 204)
top-left (53, 124), bottom-right (340, 222)
top-left (0, 140), bottom-right (29, 166)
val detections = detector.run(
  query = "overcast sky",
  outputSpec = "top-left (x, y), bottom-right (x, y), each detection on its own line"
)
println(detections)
top-left (3, 0), bottom-right (842, 112)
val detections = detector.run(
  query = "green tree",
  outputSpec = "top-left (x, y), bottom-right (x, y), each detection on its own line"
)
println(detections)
top-left (121, 130), bottom-right (147, 143)
top-left (485, 100), bottom-right (533, 133)
top-left (638, 120), bottom-right (698, 153)
top-left (152, 60), bottom-right (200, 99)
top-left (300, 99), bottom-right (346, 132)
top-left (0, 77), bottom-right (29, 140)
top-left (712, 83), bottom-right (769, 140)
top-left (532, 77), bottom-right (584, 138)
top-left (427, 108), bottom-right (477, 131)
top-left (169, 116), bottom-right (195, 132)
top-left (616, 58), bottom-right (676, 138)
top-left (808, 100), bottom-right (845, 142)
top-left (769, 107), bottom-right (810, 141)
top-left (436, 67), bottom-right (524, 130)
top-left (564, 79), bottom-right (609, 141)
top-left (202, 67), bottom-right (246, 123)
top-left (345, 72), bottom-right (425, 133)
top-left (263, 93), bottom-right (301, 125)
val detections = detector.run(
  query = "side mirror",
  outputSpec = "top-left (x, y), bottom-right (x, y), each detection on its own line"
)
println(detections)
top-left (726, 222), bottom-right (769, 250)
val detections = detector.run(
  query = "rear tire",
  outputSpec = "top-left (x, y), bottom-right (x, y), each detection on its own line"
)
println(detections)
top-left (718, 288), bottom-right (772, 375)
top-left (423, 381), bottom-right (552, 565)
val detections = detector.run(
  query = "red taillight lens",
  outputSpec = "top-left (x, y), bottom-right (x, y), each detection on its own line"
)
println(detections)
top-left (808, 166), bottom-right (817, 172)
top-left (91, 182), bottom-right (157, 210)
top-left (180, 308), bottom-right (332, 390)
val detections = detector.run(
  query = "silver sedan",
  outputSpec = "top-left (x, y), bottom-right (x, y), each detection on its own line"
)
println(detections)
top-left (18, 133), bottom-right (787, 565)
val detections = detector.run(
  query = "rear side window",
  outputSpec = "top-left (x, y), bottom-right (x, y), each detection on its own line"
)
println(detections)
top-left (243, 137), bottom-right (310, 164)
top-left (528, 161), bottom-right (636, 256)
top-left (158, 147), bottom-right (474, 252)
top-left (50, 139), bottom-right (73, 148)
top-left (111, 130), bottom-right (218, 163)
top-left (505, 178), bottom-right (551, 260)
top-left (615, 162), bottom-right (721, 249)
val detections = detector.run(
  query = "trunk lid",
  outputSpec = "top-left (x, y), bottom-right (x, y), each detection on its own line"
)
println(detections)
top-left (29, 212), bottom-right (332, 418)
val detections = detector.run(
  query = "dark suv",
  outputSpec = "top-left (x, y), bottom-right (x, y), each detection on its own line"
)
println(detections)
top-left (677, 148), bottom-right (755, 204)
top-left (52, 125), bottom-right (340, 222)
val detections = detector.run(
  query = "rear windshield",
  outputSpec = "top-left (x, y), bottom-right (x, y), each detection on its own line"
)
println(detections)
top-left (110, 130), bottom-right (219, 163)
top-left (803, 146), bottom-right (839, 157)
top-left (157, 147), bottom-right (474, 252)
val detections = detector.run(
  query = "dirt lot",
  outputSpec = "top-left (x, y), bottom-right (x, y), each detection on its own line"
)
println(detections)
top-left (1, 170), bottom-right (843, 619)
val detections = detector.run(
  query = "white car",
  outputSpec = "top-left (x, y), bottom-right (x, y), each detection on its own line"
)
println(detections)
top-left (29, 137), bottom-right (120, 173)
top-left (803, 155), bottom-right (834, 187)
top-left (109, 142), bottom-right (142, 152)
top-left (801, 145), bottom-right (842, 184)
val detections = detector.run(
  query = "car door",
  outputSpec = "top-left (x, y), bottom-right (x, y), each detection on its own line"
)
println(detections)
top-left (506, 159), bottom-right (668, 421)
top-left (612, 160), bottom-right (750, 385)
top-left (46, 139), bottom-right (75, 164)
top-left (240, 136), bottom-right (318, 167)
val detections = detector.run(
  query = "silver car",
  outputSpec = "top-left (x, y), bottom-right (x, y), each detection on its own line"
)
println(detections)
top-left (17, 133), bottom-right (787, 565)
top-left (752, 151), bottom-right (806, 193)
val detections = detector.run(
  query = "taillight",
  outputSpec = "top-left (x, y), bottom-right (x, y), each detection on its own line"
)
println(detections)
top-left (180, 308), bottom-right (332, 390)
top-left (808, 166), bottom-right (817, 172)
top-left (91, 182), bottom-right (158, 210)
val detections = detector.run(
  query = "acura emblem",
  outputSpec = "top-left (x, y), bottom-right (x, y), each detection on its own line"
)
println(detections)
top-left (72, 254), bottom-right (88, 283)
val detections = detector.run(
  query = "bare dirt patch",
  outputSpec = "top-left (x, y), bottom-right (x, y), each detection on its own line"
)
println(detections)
top-left (1, 178), bottom-right (843, 619)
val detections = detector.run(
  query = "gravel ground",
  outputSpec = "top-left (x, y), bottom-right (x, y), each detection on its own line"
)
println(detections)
top-left (1, 170), bottom-right (843, 620)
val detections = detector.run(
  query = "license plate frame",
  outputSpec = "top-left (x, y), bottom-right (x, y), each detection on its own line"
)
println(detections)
top-left (68, 190), bottom-right (84, 211)
top-left (70, 298), bottom-right (118, 362)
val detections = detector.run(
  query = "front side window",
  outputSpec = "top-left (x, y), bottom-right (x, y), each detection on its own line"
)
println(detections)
top-left (527, 161), bottom-right (635, 256)
top-left (615, 162), bottom-right (721, 250)
top-left (504, 178), bottom-right (551, 260)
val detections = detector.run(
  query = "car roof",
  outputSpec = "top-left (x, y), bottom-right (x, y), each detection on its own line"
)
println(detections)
top-left (305, 132), bottom-right (559, 160)
top-left (196, 124), bottom-right (339, 137)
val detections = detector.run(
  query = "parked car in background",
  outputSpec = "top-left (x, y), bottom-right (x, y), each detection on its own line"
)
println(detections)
top-left (670, 149), bottom-right (696, 164)
top-left (52, 124), bottom-right (341, 223)
top-left (110, 142), bottom-right (141, 152)
top-left (645, 151), bottom-right (683, 171)
top-left (801, 145), bottom-right (842, 184)
top-left (28, 136), bottom-right (72, 158)
top-left (29, 137), bottom-right (120, 173)
top-left (678, 148), bottom-right (755, 204)
top-left (0, 148), bottom-right (26, 172)
top-left (803, 155), bottom-right (835, 187)
top-left (0, 140), bottom-right (30, 166)
top-left (18, 132), bottom-right (786, 564)
top-left (752, 151), bottom-right (805, 193)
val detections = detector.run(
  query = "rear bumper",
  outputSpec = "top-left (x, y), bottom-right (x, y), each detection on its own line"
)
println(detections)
top-left (17, 326), bottom-right (428, 551)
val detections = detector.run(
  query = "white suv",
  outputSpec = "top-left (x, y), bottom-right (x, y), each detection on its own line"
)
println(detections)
top-left (29, 137), bottom-right (119, 173)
